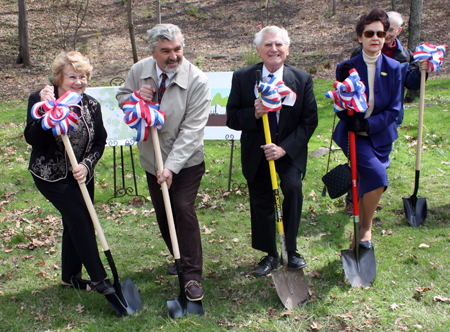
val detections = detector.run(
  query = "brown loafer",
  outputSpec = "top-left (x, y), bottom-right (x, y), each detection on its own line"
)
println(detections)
top-left (185, 280), bottom-right (204, 301)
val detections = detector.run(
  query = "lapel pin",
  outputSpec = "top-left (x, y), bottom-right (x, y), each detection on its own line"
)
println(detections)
top-left (381, 72), bottom-right (387, 76)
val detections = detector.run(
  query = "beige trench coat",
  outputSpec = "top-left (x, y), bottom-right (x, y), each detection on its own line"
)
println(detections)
top-left (116, 57), bottom-right (211, 175)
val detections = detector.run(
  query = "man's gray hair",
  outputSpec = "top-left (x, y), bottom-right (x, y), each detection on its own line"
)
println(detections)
top-left (147, 24), bottom-right (185, 51)
top-left (254, 26), bottom-right (290, 49)
top-left (387, 11), bottom-right (403, 26)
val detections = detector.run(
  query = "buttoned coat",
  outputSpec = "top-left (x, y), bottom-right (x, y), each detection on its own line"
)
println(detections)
top-left (226, 62), bottom-right (318, 182)
top-left (333, 53), bottom-right (402, 150)
top-left (116, 56), bottom-right (211, 175)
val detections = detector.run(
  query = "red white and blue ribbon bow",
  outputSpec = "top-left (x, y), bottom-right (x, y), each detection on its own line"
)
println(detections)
top-left (31, 91), bottom-right (81, 136)
top-left (256, 75), bottom-right (297, 112)
top-left (122, 90), bottom-right (166, 142)
top-left (324, 68), bottom-right (368, 114)
top-left (413, 43), bottom-right (447, 72)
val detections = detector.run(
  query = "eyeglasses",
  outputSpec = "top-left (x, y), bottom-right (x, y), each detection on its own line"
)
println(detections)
top-left (387, 28), bottom-right (398, 33)
top-left (63, 74), bottom-right (88, 82)
top-left (363, 30), bottom-right (386, 38)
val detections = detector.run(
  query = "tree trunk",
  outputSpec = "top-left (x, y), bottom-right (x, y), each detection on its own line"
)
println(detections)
top-left (405, 0), bottom-right (423, 102)
top-left (17, 0), bottom-right (31, 66)
top-left (127, 0), bottom-right (139, 64)
top-left (156, 0), bottom-right (161, 24)
top-left (391, 0), bottom-right (396, 11)
top-left (332, 0), bottom-right (336, 16)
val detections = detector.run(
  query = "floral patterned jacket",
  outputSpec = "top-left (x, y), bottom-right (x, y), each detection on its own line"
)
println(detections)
top-left (24, 87), bottom-right (107, 183)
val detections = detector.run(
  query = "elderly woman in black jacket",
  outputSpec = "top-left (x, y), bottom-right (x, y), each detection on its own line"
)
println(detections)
top-left (24, 51), bottom-right (114, 296)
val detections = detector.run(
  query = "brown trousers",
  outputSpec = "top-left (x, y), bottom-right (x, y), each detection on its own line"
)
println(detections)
top-left (146, 162), bottom-right (205, 282)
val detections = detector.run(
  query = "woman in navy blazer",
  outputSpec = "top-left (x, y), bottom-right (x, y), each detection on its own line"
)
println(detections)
top-left (333, 8), bottom-right (402, 250)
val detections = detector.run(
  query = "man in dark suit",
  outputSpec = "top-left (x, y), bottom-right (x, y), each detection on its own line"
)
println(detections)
top-left (226, 26), bottom-right (318, 277)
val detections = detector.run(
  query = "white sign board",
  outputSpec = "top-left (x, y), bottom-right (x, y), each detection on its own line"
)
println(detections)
top-left (86, 71), bottom-right (240, 146)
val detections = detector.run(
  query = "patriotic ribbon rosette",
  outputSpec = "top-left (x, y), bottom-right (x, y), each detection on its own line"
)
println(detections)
top-left (413, 43), bottom-right (447, 72)
top-left (122, 90), bottom-right (166, 142)
top-left (324, 68), bottom-right (368, 114)
top-left (31, 91), bottom-right (81, 136)
top-left (256, 75), bottom-right (297, 112)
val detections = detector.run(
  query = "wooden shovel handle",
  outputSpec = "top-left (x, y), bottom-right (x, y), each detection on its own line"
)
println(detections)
top-left (150, 126), bottom-right (181, 260)
top-left (61, 134), bottom-right (109, 251)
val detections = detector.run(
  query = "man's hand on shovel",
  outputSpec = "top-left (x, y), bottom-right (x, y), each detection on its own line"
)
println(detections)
top-left (157, 168), bottom-right (173, 189)
top-left (261, 143), bottom-right (286, 161)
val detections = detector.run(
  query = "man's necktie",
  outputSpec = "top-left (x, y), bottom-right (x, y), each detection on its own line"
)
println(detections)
top-left (267, 74), bottom-right (278, 143)
top-left (158, 73), bottom-right (168, 101)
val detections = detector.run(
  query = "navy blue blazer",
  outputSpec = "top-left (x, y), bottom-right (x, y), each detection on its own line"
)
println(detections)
top-left (333, 53), bottom-right (402, 149)
top-left (226, 62), bottom-right (318, 182)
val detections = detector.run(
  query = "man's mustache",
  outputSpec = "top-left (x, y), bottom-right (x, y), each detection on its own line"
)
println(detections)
top-left (166, 57), bottom-right (180, 64)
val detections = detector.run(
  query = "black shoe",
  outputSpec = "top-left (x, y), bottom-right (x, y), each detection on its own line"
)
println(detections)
top-left (61, 272), bottom-right (91, 290)
top-left (255, 254), bottom-right (279, 277)
top-left (359, 240), bottom-right (373, 249)
top-left (167, 264), bottom-right (177, 276)
top-left (92, 279), bottom-right (116, 295)
top-left (287, 252), bottom-right (307, 269)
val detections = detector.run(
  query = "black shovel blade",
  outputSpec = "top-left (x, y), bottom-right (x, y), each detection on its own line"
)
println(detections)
top-left (167, 296), bottom-right (204, 318)
top-left (341, 247), bottom-right (376, 287)
top-left (403, 196), bottom-right (427, 227)
top-left (272, 268), bottom-right (309, 309)
top-left (105, 278), bottom-right (142, 316)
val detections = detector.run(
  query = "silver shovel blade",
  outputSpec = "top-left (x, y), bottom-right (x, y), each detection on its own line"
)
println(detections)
top-left (341, 248), bottom-right (376, 287)
top-left (272, 268), bottom-right (309, 309)
top-left (403, 197), bottom-right (427, 227)
top-left (167, 296), bottom-right (204, 318)
top-left (105, 278), bottom-right (142, 316)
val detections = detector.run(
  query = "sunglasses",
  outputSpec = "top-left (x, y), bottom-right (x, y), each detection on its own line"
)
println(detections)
top-left (363, 30), bottom-right (386, 38)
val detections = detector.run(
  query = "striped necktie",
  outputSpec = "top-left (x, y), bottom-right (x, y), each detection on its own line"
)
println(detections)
top-left (158, 73), bottom-right (168, 101)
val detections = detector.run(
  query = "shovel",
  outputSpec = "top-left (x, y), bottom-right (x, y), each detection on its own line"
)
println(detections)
top-left (149, 126), bottom-right (204, 318)
top-left (256, 70), bottom-right (309, 309)
top-left (340, 110), bottom-right (376, 288)
top-left (61, 134), bottom-right (142, 316)
top-left (403, 70), bottom-right (428, 227)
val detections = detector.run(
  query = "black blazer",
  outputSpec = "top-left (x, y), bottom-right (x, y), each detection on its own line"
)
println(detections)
top-left (226, 62), bottom-right (318, 182)
top-left (25, 88), bottom-right (107, 183)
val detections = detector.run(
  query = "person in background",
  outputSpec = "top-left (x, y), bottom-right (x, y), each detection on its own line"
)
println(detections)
top-left (116, 24), bottom-right (210, 301)
top-left (25, 51), bottom-right (114, 296)
top-left (335, 8), bottom-right (402, 250)
top-left (345, 11), bottom-right (429, 215)
top-left (226, 26), bottom-right (318, 277)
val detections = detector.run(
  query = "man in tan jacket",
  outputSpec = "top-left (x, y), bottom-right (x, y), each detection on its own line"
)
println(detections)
top-left (117, 24), bottom-right (210, 301)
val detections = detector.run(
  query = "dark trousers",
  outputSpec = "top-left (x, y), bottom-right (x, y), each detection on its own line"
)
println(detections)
top-left (146, 162), bottom-right (204, 282)
top-left (247, 157), bottom-right (303, 255)
top-left (33, 174), bottom-right (107, 283)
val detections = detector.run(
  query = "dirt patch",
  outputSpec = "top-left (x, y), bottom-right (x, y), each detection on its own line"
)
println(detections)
top-left (1, 0), bottom-right (449, 102)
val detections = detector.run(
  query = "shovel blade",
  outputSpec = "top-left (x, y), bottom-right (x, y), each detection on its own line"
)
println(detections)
top-left (341, 248), bottom-right (376, 288)
top-left (403, 196), bottom-right (427, 227)
top-left (105, 278), bottom-right (142, 316)
top-left (167, 296), bottom-right (204, 318)
top-left (272, 268), bottom-right (309, 309)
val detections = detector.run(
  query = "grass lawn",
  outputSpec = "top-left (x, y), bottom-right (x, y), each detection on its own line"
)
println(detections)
top-left (1, 78), bottom-right (449, 331)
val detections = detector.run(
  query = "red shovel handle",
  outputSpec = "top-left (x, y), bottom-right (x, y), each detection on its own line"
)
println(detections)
top-left (348, 109), bottom-right (359, 217)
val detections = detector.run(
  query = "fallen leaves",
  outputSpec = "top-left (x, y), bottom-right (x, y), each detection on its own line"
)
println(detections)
top-left (311, 320), bottom-right (323, 329)
top-left (308, 270), bottom-right (321, 278)
top-left (434, 295), bottom-right (450, 303)
top-left (201, 225), bottom-right (216, 235)
top-left (390, 303), bottom-right (399, 311)
top-left (337, 312), bottom-right (353, 320)
top-left (75, 303), bottom-right (84, 313)
top-left (418, 243), bottom-right (430, 248)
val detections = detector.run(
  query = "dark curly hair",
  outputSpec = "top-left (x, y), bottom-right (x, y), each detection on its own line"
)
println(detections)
top-left (355, 8), bottom-right (390, 38)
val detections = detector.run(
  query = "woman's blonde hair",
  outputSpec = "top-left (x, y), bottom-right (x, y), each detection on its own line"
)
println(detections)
top-left (51, 51), bottom-right (93, 86)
